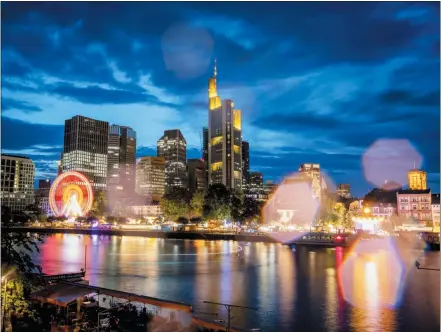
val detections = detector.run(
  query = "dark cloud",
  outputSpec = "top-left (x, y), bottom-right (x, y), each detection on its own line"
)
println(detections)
top-left (2, 97), bottom-right (42, 112)
top-left (379, 89), bottom-right (440, 107)
top-left (1, 117), bottom-right (64, 150)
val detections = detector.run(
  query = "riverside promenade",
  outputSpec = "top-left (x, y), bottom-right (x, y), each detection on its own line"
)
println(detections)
top-left (2, 226), bottom-right (279, 243)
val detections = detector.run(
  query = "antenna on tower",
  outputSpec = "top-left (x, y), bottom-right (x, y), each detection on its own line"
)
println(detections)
top-left (413, 161), bottom-right (416, 169)
top-left (214, 58), bottom-right (217, 78)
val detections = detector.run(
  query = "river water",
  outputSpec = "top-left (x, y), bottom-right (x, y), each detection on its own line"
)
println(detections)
top-left (32, 234), bottom-right (440, 331)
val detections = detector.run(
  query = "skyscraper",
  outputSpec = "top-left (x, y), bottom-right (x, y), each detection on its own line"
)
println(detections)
top-left (242, 141), bottom-right (250, 190)
top-left (408, 168), bottom-right (427, 190)
top-left (1, 154), bottom-right (35, 212)
top-left (298, 163), bottom-right (327, 202)
top-left (107, 125), bottom-right (137, 193)
top-left (202, 127), bottom-right (209, 163)
top-left (187, 159), bottom-right (207, 193)
top-left (135, 156), bottom-right (165, 202)
top-left (62, 115), bottom-right (109, 191)
top-left (208, 61), bottom-right (242, 190)
top-left (157, 129), bottom-right (188, 190)
top-left (202, 127), bottom-right (209, 187)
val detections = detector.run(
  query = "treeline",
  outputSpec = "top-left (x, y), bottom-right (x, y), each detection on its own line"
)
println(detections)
top-left (161, 184), bottom-right (263, 224)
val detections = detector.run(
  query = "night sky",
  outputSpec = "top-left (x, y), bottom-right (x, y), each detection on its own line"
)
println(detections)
top-left (1, 2), bottom-right (440, 196)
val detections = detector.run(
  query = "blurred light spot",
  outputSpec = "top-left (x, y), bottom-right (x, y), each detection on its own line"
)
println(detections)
top-left (362, 139), bottom-right (422, 190)
top-left (161, 22), bottom-right (214, 80)
top-left (339, 236), bottom-right (425, 309)
top-left (262, 172), bottom-right (320, 242)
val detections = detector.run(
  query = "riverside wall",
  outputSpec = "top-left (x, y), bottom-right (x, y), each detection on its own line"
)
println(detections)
top-left (2, 227), bottom-right (279, 243)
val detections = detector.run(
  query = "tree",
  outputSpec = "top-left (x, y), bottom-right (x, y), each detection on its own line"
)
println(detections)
top-left (160, 187), bottom-right (192, 221)
top-left (1, 218), bottom-right (42, 275)
top-left (90, 190), bottom-right (108, 218)
top-left (203, 184), bottom-right (232, 221)
top-left (242, 197), bottom-right (262, 224)
top-left (190, 190), bottom-right (205, 217)
top-left (231, 193), bottom-right (244, 223)
top-left (1, 272), bottom-right (37, 322)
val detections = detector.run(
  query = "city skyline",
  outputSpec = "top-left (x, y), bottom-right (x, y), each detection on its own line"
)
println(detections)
top-left (1, 2), bottom-right (440, 196)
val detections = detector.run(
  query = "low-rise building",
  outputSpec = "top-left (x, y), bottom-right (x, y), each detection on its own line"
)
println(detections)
top-left (370, 202), bottom-right (396, 220)
top-left (130, 205), bottom-right (162, 218)
top-left (396, 189), bottom-right (432, 224)
top-left (432, 194), bottom-right (440, 228)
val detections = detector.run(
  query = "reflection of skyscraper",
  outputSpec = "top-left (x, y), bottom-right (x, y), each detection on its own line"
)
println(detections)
top-left (107, 125), bottom-right (137, 193)
top-left (242, 141), bottom-right (250, 190)
top-left (208, 61), bottom-right (242, 190)
top-left (62, 115), bottom-right (109, 191)
top-left (408, 169), bottom-right (427, 190)
top-left (157, 129), bottom-right (188, 190)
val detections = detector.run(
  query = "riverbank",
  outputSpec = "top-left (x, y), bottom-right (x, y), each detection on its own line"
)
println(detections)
top-left (2, 226), bottom-right (279, 243)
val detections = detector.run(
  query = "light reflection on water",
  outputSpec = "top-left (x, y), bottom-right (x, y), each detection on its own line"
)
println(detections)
top-left (32, 234), bottom-right (439, 331)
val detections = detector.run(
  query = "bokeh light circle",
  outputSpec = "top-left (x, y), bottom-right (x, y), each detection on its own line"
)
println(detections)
top-left (49, 171), bottom-right (94, 217)
top-left (362, 139), bottom-right (422, 190)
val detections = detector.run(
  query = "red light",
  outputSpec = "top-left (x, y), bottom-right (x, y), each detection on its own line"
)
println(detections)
top-left (336, 236), bottom-right (342, 241)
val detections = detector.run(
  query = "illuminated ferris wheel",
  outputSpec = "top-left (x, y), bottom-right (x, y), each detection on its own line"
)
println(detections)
top-left (49, 171), bottom-right (94, 218)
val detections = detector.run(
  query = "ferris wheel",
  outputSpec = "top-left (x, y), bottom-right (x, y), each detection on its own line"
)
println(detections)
top-left (49, 171), bottom-right (94, 218)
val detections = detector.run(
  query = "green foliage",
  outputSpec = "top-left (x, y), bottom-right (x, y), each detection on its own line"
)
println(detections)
top-left (190, 190), bottom-right (205, 217)
top-left (161, 187), bottom-right (192, 221)
top-left (1, 217), bottom-right (42, 275)
top-left (1, 272), bottom-right (36, 320)
top-left (203, 184), bottom-right (232, 221)
top-left (90, 190), bottom-right (108, 218)
top-left (241, 197), bottom-right (262, 223)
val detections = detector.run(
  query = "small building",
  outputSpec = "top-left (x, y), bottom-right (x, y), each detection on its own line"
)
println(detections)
top-left (130, 205), bottom-right (162, 218)
top-left (432, 194), bottom-right (440, 228)
top-left (370, 202), bottom-right (396, 220)
top-left (396, 189), bottom-right (432, 224)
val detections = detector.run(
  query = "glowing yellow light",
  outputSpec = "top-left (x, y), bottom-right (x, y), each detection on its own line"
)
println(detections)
top-left (364, 207), bottom-right (371, 214)
top-left (234, 170), bottom-right (241, 179)
top-left (233, 145), bottom-right (240, 154)
top-left (233, 109), bottom-right (241, 130)
top-left (211, 136), bottom-right (223, 146)
top-left (211, 162), bottom-right (223, 172)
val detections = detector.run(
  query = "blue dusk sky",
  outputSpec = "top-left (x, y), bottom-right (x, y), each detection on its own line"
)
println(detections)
top-left (1, 2), bottom-right (440, 196)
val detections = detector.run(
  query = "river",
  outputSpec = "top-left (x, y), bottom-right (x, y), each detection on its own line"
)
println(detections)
top-left (32, 234), bottom-right (440, 331)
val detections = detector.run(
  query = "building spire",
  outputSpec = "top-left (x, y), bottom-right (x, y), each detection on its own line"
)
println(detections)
top-left (214, 58), bottom-right (217, 78)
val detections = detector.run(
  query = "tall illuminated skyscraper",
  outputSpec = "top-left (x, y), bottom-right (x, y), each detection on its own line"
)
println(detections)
top-left (108, 125), bottom-right (137, 193)
top-left (157, 129), bottom-right (188, 190)
top-left (242, 141), bottom-right (250, 190)
top-left (62, 115), bottom-right (109, 191)
top-left (208, 60), bottom-right (242, 190)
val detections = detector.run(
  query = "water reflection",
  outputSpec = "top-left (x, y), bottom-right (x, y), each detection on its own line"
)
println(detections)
top-left (33, 235), bottom-right (439, 332)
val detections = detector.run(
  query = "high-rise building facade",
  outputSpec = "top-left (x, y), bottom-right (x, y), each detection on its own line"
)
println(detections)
top-left (157, 129), bottom-right (188, 190)
top-left (242, 141), bottom-right (250, 190)
top-left (187, 159), bottom-right (207, 193)
top-left (298, 163), bottom-right (327, 201)
top-left (1, 154), bottom-right (35, 212)
top-left (208, 62), bottom-right (242, 190)
top-left (337, 184), bottom-right (351, 198)
top-left (135, 156), bottom-right (166, 202)
top-left (408, 169), bottom-right (427, 190)
top-left (62, 115), bottom-right (109, 191)
top-left (202, 127), bottom-right (209, 164)
top-left (107, 125), bottom-right (137, 193)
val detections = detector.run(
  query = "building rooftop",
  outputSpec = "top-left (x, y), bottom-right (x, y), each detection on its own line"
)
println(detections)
top-left (1, 154), bottom-right (31, 160)
top-left (397, 189), bottom-right (431, 194)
